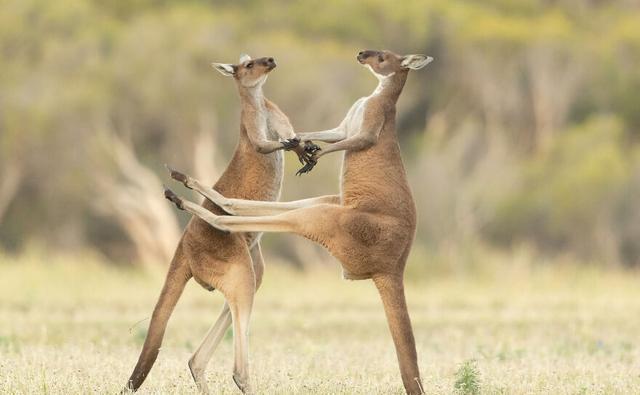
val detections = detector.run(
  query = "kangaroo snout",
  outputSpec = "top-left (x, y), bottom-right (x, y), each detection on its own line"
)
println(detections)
top-left (265, 57), bottom-right (276, 70)
top-left (357, 50), bottom-right (378, 64)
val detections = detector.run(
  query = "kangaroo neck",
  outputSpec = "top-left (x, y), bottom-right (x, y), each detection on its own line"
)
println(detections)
top-left (238, 84), bottom-right (266, 111)
top-left (369, 69), bottom-right (407, 105)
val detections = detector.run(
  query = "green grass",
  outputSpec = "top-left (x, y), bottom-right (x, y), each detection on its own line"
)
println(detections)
top-left (454, 359), bottom-right (480, 395)
top-left (1, 252), bottom-right (640, 394)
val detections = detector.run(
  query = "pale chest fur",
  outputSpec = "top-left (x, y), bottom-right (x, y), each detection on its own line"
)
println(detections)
top-left (339, 80), bottom-right (414, 215)
top-left (258, 106), bottom-right (286, 197)
top-left (342, 87), bottom-right (389, 138)
top-left (344, 97), bottom-right (368, 138)
top-left (254, 101), bottom-right (285, 141)
top-left (253, 104), bottom-right (272, 140)
top-left (342, 70), bottom-right (395, 137)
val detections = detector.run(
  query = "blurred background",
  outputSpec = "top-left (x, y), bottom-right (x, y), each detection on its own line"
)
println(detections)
top-left (1, 0), bottom-right (639, 272)
top-left (2, 1), bottom-right (640, 393)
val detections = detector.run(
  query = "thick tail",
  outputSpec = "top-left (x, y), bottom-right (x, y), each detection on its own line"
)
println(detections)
top-left (124, 252), bottom-right (192, 392)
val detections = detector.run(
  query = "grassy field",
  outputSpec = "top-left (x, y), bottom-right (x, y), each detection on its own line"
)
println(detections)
top-left (1, 252), bottom-right (639, 394)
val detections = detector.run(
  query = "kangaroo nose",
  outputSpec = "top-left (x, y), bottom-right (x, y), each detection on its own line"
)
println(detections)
top-left (358, 51), bottom-right (364, 56)
top-left (267, 57), bottom-right (274, 63)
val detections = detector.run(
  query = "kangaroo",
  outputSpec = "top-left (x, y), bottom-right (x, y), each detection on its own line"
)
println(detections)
top-left (124, 54), bottom-right (317, 394)
top-left (164, 49), bottom-right (433, 394)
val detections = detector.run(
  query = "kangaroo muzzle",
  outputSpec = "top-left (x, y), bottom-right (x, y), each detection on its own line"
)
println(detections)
top-left (357, 50), bottom-right (378, 63)
top-left (265, 57), bottom-right (276, 70)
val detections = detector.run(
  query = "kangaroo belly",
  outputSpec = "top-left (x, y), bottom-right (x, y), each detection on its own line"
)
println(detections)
top-left (341, 137), bottom-right (415, 221)
top-left (182, 143), bottom-right (283, 288)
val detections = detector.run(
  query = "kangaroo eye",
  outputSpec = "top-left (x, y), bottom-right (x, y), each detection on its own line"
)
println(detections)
top-left (378, 56), bottom-right (384, 62)
top-left (246, 62), bottom-right (253, 69)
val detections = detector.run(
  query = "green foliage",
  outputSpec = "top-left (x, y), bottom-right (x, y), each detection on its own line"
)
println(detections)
top-left (454, 359), bottom-right (481, 395)
top-left (0, 0), bottom-right (639, 266)
top-left (489, 116), bottom-right (633, 263)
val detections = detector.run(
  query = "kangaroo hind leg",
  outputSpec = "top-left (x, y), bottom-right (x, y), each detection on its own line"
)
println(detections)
top-left (216, 251), bottom-right (257, 394)
top-left (187, 244), bottom-right (265, 393)
top-left (188, 301), bottom-right (231, 394)
top-left (372, 274), bottom-right (423, 395)
top-left (124, 248), bottom-right (192, 392)
top-left (164, 188), bottom-right (343, 237)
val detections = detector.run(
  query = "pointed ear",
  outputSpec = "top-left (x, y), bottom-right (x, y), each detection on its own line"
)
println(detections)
top-left (211, 63), bottom-right (237, 76)
top-left (400, 54), bottom-right (434, 70)
top-left (239, 53), bottom-right (251, 63)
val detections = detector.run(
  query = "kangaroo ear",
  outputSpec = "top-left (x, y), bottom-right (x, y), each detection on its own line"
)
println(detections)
top-left (211, 63), bottom-right (237, 76)
top-left (400, 54), bottom-right (434, 70)
top-left (239, 53), bottom-right (251, 63)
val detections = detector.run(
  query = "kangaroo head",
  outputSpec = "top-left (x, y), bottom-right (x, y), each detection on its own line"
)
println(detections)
top-left (212, 54), bottom-right (276, 88)
top-left (357, 50), bottom-right (433, 78)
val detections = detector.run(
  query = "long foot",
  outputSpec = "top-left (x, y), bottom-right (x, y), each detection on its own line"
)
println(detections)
top-left (232, 374), bottom-right (252, 394)
top-left (165, 164), bottom-right (191, 188)
top-left (164, 187), bottom-right (184, 210)
top-left (188, 360), bottom-right (211, 394)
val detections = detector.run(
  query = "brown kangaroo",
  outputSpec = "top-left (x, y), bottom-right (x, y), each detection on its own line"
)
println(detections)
top-left (165, 49), bottom-right (433, 394)
top-left (124, 54), bottom-right (317, 394)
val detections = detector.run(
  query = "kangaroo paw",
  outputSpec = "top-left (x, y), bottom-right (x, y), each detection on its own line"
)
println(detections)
top-left (296, 159), bottom-right (317, 176)
top-left (303, 140), bottom-right (321, 154)
top-left (281, 137), bottom-right (301, 150)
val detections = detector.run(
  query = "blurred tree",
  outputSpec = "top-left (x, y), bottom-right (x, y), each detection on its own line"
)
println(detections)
top-left (0, 0), bottom-right (639, 268)
top-left (488, 116), bottom-right (632, 265)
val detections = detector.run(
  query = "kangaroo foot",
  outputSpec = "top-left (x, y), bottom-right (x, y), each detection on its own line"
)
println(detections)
top-left (232, 373), bottom-right (252, 394)
top-left (164, 187), bottom-right (184, 210)
top-left (165, 164), bottom-right (192, 188)
top-left (188, 359), bottom-right (211, 394)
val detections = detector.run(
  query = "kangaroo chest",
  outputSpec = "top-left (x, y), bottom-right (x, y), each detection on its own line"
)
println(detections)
top-left (343, 97), bottom-right (369, 138)
top-left (253, 104), bottom-right (281, 141)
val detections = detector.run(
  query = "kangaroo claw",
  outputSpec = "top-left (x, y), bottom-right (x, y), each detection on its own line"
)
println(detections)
top-left (294, 146), bottom-right (313, 164)
top-left (303, 140), bottom-right (321, 154)
top-left (281, 137), bottom-right (301, 150)
top-left (296, 158), bottom-right (317, 176)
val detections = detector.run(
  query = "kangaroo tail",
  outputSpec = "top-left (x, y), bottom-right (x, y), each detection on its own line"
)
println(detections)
top-left (125, 250), bottom-right (192, 392)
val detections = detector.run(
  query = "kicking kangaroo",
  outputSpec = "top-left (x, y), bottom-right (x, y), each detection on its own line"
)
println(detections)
top-left (124, 54), bottom-right (317, 393)
top-left (165, 49), bottom-right (433, 394)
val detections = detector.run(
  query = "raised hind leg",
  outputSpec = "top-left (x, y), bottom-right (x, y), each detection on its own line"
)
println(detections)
top-left (187, 244), bottom-right (266, 393)
top-left (164, 188), bottom-right (342, 235)
top-left (167, 166), bottom-right (338, 216)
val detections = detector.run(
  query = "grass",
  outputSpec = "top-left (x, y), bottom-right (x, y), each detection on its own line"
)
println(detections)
top-left (1, 251), bottom-right (640, 394)
top-left (454, 359), bottom-right (480, 395)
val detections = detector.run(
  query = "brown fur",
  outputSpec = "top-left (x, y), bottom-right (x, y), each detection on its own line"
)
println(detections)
top-left (125, 55), bottom-right (302, 393)
top-left (166, 50), bottom-right (432, 394)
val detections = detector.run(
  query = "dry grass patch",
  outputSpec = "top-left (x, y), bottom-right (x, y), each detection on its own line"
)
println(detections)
top-left (1, 253), bottom-right (639, 394)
